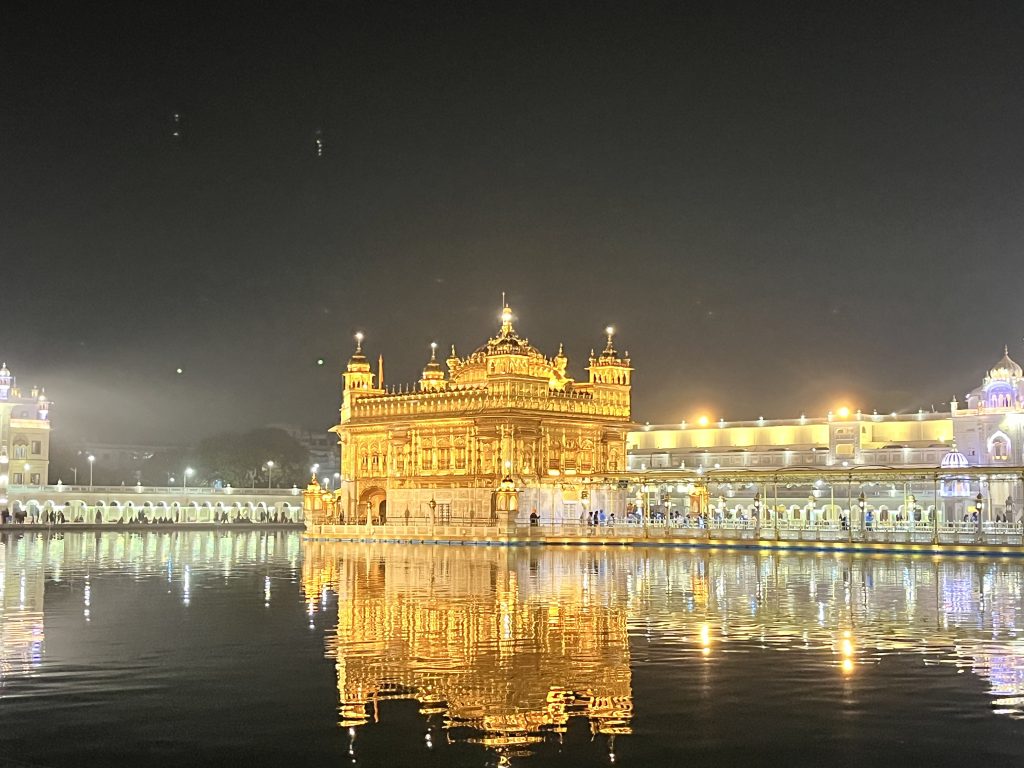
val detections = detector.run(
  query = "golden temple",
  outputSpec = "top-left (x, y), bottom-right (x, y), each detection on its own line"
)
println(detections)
top-left (307, 301), bottom-right (633, 526)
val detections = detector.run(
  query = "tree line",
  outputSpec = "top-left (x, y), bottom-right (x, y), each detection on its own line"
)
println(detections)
top-left (48, 427), bottom-right (313, 488)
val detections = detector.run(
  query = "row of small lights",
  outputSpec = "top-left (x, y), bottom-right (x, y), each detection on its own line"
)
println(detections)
top-left (7, 457), bottom-right (335, 490)
top-left (644, 406), bottom-right (941, 431)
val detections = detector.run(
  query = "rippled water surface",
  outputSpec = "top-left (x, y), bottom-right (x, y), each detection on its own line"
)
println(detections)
top-left (2, 532), bottom-right (1024, 766)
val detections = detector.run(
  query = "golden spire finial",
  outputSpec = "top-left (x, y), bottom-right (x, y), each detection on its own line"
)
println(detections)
top-left (354, 331), bottom-right (364, 353)
top-left (429, 341), bottom-right (438, 361)
top-left (499, 293), bottom-right (514, 335)
top-left (603, 326), bottom-right (616, 353)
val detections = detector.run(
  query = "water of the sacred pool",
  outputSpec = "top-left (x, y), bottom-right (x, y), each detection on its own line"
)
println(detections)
top-left (1, 531), bottom-right (1023, 767)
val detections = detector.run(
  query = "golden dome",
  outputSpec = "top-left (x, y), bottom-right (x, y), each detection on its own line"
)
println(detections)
top-left (423, 342), bottom-right (443, 373)
top-left (449, 304), bottom-right (569, 388)
top-left (989, 346), bottom-right (1023, 380)
top-left (347, 332), bottom-right (370, 369)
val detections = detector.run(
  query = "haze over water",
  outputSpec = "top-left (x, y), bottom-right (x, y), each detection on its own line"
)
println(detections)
top-left (2, 531), bottom-right (1024, 766)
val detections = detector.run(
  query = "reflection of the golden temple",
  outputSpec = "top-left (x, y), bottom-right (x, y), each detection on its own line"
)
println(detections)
top-left (302, 543), bottom-right (633, 754)
top-left (305, 540), bottom-right (1024, 752)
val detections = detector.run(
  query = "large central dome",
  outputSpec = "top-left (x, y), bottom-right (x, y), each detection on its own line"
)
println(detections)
top-left (448, 304), bottom-right (571, 389)
top-left (473, 305), bottom-right (541, 357)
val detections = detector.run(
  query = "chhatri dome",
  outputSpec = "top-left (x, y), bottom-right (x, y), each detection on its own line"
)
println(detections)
top-left (988, 346), bottom-right (1023, 380)
top-left (940, 441), bottom-right (969, 469)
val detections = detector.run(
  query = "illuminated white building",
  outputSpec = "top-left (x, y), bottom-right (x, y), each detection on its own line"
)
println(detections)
top-left (0, 361), bottom-right (52, 493)
top-left (629, 345), bottom-right (1024, 472)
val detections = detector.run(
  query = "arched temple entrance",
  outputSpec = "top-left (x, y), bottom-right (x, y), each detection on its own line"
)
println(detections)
top-left (357, 487), bottom-right (387, 524)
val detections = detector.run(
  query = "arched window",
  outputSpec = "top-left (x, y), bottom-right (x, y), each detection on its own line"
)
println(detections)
top-left (987, 384), bottom-right (1014, 409)
top-left (990, 433), bottom-right (1011, 461)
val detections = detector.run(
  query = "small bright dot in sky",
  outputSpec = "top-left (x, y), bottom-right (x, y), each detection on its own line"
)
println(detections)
top-left (316, 358), bottom-right (325, 366)
top-left (176, 368), bottom-right (183, 374)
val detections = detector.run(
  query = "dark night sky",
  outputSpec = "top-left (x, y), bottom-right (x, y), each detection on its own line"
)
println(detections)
top-left (3, 1), bottom-right (1024, 444)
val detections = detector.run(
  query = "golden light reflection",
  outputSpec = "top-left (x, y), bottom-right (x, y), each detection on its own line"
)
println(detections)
top-left (302, 542), bottom-right (633, 757)
top-left (838, 629), bottom-right (856, 675)
top-left (301, 539), bottom-right (1024, 756)
top-left (699, 622), bottom-right (712, 655)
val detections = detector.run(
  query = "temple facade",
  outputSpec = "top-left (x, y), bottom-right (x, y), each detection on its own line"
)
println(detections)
top-left (320, 303), bottom-right (633, 525)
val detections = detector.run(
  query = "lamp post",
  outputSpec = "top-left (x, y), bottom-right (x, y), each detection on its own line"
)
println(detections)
top-left (856, 492), bottom-right (865, 542)
top-left (88, 454), bottom-right (95, 489)
top-left (183, 466), bottom-right (193, 496)
top-left (266, 460), bottom-right (274, 489)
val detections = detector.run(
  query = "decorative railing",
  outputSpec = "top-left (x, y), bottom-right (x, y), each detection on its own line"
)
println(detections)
top-left (348, 385), bottom-right (627, 420)
top-left (305, 517), bottom-right (1024, 546)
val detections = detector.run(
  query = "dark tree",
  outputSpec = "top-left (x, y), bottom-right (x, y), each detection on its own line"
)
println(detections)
top-left (196, 427), bottom-right (309, 488)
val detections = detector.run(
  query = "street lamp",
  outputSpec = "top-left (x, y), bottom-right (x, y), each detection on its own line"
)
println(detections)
top-left (266, 460), bottom-right (275, 489)
top-left (88, 454), bottom-right (96, 489)
top-left (183, 466), bottom-right (194, 496)
top-left (975, 492), bottom-right (984, 523)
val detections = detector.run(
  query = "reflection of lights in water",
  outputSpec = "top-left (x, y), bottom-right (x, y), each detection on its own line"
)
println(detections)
top-left (84, 577), bottom-right (91, 621)
top-left (264, 575), bottom-right (271, 607)
top-left (699, 622), bottom-right (711, 655)
top-left (183, 565), bottom-right (191, 606)
top-left (839, 630), bottom-right (855, 675)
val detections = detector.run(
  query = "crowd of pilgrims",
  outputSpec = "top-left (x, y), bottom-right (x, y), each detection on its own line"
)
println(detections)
top-left (0, 506), bottom-right (293, 526)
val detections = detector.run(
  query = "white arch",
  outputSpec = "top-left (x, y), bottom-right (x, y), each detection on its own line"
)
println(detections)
top-left (988, 430), bottom-right (1012, 461)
